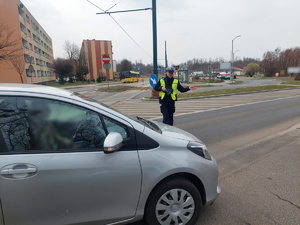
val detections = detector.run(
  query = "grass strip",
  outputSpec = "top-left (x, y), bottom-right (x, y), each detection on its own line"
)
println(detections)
top-left (281, 81), bottom-right (300, 85)
top-left (99, 85), bottom-right (150, 92)
top-left (44, 81), bottom-right (117, 87)
top-left (178, 85), bottom-right (300, 98)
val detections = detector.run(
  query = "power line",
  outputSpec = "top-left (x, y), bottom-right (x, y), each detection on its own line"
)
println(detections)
top-left (108, 15), bottom-right (152, 58)
top-left (86, 0), bottom-right (152, 59)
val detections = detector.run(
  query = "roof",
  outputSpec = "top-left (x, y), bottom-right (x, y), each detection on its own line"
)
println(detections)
top-left (232, 67), bottom-right (244, 71)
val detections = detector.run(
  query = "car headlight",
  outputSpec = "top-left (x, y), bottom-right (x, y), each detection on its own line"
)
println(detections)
top-left (187, 141), bottom-right (212, 160)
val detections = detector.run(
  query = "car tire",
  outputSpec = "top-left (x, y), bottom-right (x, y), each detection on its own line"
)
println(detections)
top-left (145, 178), bottom-right (202, 225)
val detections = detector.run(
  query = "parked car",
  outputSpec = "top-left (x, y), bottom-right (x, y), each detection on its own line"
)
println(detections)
top-left (216, 72), bottom-right (231, 80)
top-left (216, 72), bottom-right (237, 80)
top-left (0, 83), bottom-right (220, 225)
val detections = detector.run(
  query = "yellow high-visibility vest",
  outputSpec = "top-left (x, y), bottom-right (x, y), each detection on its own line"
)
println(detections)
top-left (159, 78), bottom-right (178, 100)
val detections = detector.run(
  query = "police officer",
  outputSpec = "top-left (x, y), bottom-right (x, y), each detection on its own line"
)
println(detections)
top-left (154, 67), bottom-right (197, 126)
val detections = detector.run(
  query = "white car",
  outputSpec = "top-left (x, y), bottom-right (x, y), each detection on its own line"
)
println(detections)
top-left (0, 83), bottom-right (220, 225)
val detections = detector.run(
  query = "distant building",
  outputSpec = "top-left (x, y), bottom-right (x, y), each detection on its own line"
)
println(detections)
top-left (232, 67), bottom-right (244, 76)
top-left (0, 0), bottom-right (55, 83)
top-left (80, 40), bottom-right (113, 81)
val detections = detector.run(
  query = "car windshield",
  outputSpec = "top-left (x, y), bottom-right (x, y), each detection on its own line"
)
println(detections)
top-left (74, 92), bottom-right (161, 133)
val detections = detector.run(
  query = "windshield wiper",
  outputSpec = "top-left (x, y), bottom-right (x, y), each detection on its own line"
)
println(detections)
top-left (136, 116), bottom-right (161, 132)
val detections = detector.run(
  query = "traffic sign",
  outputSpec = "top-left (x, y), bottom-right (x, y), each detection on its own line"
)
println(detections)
top-left (103, 63), bottom-right (111, 70)
top-left (102, 54), bottom-right (110, 64)
top-left (149, 74), bottom-right (158, 87)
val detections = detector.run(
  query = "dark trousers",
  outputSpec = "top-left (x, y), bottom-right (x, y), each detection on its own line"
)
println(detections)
top-left (160, 101), bottom-right (175, 126)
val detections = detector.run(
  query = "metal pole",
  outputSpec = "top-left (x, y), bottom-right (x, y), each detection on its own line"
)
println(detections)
top-left (152, 0), bottom-right (158, 76)
top-left (231, 35), bottom-right (241, 82)
top-left (150, 0), bottom-right (158, 99)
top-left (165, 40), bottom-right (168, 68)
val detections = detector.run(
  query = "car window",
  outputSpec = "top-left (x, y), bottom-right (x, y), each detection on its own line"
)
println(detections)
top-left (0, 96), bottom-right (132, 153)
top-left (0, 97), bottom-right (30, 151)
top-left (102, 115), bottom-right (128, 139)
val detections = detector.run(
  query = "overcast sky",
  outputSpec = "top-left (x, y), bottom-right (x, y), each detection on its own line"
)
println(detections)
top-left (21, 0), bottom-right (300, 66)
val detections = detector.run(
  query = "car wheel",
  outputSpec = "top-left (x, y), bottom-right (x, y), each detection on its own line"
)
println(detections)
top-left (145, 178), bottom-right (202, 225)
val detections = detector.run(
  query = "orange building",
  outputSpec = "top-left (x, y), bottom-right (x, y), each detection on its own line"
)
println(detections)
top-left (0, 0), bottom-right (55, 84)
top-left (81, 40), bottom-right (113, 81)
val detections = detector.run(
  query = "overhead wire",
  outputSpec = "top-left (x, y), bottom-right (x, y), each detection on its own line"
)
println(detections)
top-left (86, 0), bottom-right (152, 59)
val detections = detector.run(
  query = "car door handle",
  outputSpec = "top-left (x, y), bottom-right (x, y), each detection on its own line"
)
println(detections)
top-left (1, 164), bottom-right (38, 179)
top-left (1, 167), bottom-right (37, 175)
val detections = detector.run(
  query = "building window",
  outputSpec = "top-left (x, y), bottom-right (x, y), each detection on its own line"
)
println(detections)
top-left (26, 15), bottom-right (30, 24)
top-left (34, 46), bottom-right (42, 55)
top-left (27, 29), bottom-right (31, 38)
top-left (24, 54), bottom-right (32, 63)
top-left (31, 22), bottom-right (39, 33)
top-left (22, 39), bottom-right (30, 49)
top-left (18, 7), bottom-right (25, 19)
top-left (33, 34), bottom-right (40, 44)
top-left (20, 23), bottom-right (27, 34)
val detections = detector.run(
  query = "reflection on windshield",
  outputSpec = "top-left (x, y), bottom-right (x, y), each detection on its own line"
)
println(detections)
top-left (74, 92), bottom-right (162, 133)
top-left (74, 92), bottom-right (143, 122)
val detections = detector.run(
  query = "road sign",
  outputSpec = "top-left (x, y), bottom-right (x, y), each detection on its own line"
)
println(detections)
top-left (136, 66), bottom-right (141, 72)
top-left (28, 65), bottom-right (34, 73)
top-left (102, 54), bottom-right (110, 64)
top-left (149, 74), bottom-right (158, 87)
top-left (157, 66), bottom-right (161, 71)
top-left (103, 63), bottom-right (111, 70)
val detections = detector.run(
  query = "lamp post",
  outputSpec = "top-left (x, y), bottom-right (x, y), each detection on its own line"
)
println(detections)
top-left (233, 50), bottom-right (239, 77)
top-left (231, 35), bottom-right (241, 82)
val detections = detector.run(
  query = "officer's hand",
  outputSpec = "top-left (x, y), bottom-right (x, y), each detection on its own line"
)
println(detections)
top-left (189, 86), bottom-right (197, 90)
top-left (161, 87), bottom-right (167, 92)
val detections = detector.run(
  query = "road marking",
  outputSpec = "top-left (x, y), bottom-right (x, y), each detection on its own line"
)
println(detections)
top-left (111, 90), bottom-right (300, 119)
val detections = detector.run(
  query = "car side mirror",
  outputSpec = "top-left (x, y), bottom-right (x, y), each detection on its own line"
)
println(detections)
top-left (103, 132), bottom-right (123, 154)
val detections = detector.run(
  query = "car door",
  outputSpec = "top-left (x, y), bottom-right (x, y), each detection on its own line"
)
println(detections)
top-left (0, 96), bottom-right (141, 225)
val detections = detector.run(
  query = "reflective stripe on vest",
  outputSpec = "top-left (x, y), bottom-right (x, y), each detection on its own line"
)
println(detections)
top-left (159, 78), bottom-right (178, 100)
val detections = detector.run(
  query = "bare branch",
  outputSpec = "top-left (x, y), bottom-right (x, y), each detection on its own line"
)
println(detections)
top-left (64, 40), bottom-right (79, 60)
top-left (0, 23), bottom-right (22, 61)
top-left (7, 54), bottom-right (25, 83)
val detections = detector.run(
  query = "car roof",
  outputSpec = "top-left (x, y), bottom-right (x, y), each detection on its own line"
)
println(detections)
top-left (0, 83), bottom-right (146, 133)
top-left (0, 83), bottom-right (73, 98)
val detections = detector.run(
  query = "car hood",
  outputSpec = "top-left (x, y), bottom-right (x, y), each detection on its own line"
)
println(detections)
top-left (152, 121), bottom-right (202, 142)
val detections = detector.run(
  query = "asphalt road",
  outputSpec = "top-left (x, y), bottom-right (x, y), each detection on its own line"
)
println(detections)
top-left (66, 77), bottom-right (282, 102)
top-left (127, 93), bottom-right (300, 225)
top-left (174, 95), bottom-right (300, 224)
top-left (175, 96), bottom-right (300, 156)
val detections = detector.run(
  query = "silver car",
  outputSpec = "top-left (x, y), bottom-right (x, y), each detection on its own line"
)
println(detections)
top-left (0, 84), bottom-right (220, 225)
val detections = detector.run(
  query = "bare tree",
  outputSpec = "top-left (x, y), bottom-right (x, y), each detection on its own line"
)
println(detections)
top-left (261, 47), bottom-right (300, 77)
top-left (0, 23), bottom-right (21, 62)
top-left (76, 51), bottom-right (89, 81)
top-left (119, 59), bottom-right (132, 72)
top-left (261, 48), bottom-right (281, 77)
top-left (64, 40), bottom-right (79, 61)
top-left (8, 54), bottom-right (25, 83)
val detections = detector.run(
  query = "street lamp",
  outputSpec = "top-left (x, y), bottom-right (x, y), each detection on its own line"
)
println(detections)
top-left (231, 35), bottom-right (241, 82)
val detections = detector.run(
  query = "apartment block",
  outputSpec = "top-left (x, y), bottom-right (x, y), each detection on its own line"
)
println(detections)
top-left (81, 40), bottom-right (113, 81)
top-left (0, 0), bottom-right (55, 83)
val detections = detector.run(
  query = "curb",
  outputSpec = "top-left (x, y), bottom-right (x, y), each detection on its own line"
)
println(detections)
top-left (141, 88), bottom-right (300, 101)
